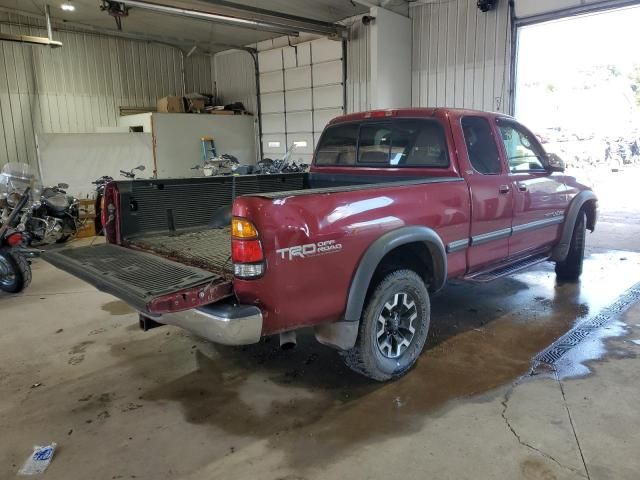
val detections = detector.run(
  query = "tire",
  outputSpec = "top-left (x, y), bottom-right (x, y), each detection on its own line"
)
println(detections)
top-left (0, 248), bottom-right (32, 293)
top-left (341, 269), bottom-right (431, 381)
top-left (555, 211), bottom-right (586, 282)
top-left (55, 234), bottom-right (71, 244)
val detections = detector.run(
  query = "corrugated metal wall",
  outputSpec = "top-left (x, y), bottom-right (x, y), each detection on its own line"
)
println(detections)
top-left (346, 16), bottom-right (370, 113)
top-left (0, 11), bottom-right (212, 168)
top-left (214, 50), bottom-right (257, 115)
top-left (410, 0), bottom-right (512, 113)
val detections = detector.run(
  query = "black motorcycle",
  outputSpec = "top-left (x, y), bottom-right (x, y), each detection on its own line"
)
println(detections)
top-left (0, 186), bottom-right (32, 293)
top-left (93, 165), bottom-right (145, 235)
top-left (24, 183), bottom-right (81, 245)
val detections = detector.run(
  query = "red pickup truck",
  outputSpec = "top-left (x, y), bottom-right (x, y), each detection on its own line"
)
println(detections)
top-left (44, 108), bottom-right (597, 381)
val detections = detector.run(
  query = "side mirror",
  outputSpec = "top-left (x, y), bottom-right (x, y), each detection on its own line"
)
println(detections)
top-left (546, 153), bottom-right (565, 173)
top-left (58, 182), bottom-right (69, 189)
top-left (135, 165), bottom-right (146, 171)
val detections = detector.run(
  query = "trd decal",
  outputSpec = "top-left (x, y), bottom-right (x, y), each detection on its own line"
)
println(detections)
top-left (276, 240), bottom-right (343, 261)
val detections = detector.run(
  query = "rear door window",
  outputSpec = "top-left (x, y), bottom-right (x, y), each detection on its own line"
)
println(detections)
top-left (461, 116), bottom-right (503, 175)
top-left (315, 123), bottom-right (359, 166)
top-left (391, 120), bottom-right (449, 167)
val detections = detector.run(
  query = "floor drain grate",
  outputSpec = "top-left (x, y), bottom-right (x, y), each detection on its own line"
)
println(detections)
top-left (534, 282), bottom-right (640, 366)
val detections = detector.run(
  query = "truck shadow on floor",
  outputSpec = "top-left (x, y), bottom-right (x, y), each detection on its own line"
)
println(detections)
top-left (129, 268), bottom-right (597, 469)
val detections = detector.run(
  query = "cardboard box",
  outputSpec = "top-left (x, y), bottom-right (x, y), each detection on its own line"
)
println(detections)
top-left (157, 96), bottom-right (185, 113)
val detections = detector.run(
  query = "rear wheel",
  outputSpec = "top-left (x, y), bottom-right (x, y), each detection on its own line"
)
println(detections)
top-left (0, 248), bottom-right (32, 293)
top-left (555, 211), bottom-right (586, 282)
top-left (341, 269), bottom-right (431, 381)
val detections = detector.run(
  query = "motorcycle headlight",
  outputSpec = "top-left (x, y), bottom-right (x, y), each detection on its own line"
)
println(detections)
top-left (6, 192), bottom-right (21, 207)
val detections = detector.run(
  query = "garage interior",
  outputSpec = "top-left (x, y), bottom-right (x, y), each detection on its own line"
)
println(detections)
top-left (1, 0), bottom-right (640, 478)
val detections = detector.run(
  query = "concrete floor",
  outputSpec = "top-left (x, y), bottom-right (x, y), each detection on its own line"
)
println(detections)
top-left (1, 169), bottom-right (640, 480)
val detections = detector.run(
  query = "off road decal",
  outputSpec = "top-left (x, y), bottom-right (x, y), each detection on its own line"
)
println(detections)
top-left (276, 240), bottom-right (342, 261)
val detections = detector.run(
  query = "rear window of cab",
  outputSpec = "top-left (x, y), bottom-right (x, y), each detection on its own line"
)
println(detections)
top-left (314, 119), bottom-right (450, 168)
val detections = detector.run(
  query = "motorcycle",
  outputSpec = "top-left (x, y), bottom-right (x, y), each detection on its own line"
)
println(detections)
top-left (0, 163), bottom-right (38, 293)
top-left (26, 183), bottom-right (81, 244)
top-left (191, 154), bottom-right (240, 177)
top-left (255, 145), bottom-right (309, 174)
top-left (93, 165), bottom-right (145, 235)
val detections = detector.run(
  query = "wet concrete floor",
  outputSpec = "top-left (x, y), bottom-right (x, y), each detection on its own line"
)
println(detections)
top-left (1, 249), bottom-right (639, 479)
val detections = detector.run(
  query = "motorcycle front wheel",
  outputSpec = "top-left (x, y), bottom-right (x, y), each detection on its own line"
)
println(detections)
top-left (0, 248), bottom-right (32, 293)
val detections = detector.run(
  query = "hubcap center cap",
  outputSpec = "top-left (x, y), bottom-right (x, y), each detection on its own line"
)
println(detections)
top-left (388, 313), bottom-right (400, 332)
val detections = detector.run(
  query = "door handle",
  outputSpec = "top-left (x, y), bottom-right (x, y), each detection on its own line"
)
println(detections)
top-left (499, 185), bottom-right (510, 194)
top-left (517, 184), bottom-right (528, 192)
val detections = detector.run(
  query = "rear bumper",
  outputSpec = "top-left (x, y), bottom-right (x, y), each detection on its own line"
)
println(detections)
top-left (151, 303), bottom-right (263, 346)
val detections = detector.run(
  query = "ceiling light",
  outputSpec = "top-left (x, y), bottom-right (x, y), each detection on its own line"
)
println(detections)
top-left (61, 2), bottom-right (75, 11)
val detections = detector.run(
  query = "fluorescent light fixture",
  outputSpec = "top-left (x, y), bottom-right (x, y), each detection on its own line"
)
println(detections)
top-left (61, 2), bottom-right (75, 11)
top-left (293, 141), bottom-right (308, 148)
top-left (268, 141), bottom-right (281, 148)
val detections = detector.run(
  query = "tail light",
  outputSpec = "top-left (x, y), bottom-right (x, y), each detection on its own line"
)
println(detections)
top-left (231, 217), bottom-right (264, 279)
top-left (99, 196), bottom-right (106, 229)
top-left (6, 232), bottom-right (23, 247)
top-left (103, 182), bottom-right (120, 244)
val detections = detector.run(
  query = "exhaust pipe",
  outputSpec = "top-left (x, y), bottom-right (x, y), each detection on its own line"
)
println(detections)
top-left (279, 331), bottom-right (297, 350)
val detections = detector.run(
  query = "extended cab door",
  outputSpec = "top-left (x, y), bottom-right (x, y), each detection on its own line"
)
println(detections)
top-left (454, 115), bottom-right (514, 273)
top-left (495, 119), bottom-right (568, 257)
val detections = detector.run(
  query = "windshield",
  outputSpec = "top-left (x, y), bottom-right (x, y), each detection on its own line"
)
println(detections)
top-left (0, 162), bottom-right (42, 205)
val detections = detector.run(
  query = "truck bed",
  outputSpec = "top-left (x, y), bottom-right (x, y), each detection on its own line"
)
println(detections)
top-left (128, 228), bottom-right (232, 278)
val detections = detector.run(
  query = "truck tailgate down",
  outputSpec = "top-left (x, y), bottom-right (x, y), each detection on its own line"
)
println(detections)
top-left (43, 244), bottom-right (232, 313)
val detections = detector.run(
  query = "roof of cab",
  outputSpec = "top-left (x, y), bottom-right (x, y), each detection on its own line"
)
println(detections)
top-left (329, 107), bottom-right (514, 125)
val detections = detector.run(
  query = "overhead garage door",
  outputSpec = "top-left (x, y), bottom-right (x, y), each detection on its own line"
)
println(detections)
top-left (258, 38), bottom-right (345, 165)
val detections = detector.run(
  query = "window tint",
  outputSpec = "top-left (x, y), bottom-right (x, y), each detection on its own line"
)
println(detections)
top-left (498, 123), bottom-right (546, 172)
top-left (461, 116), bottom-right (502, 175)
top-left (358, 123), bottom-right (391, 164)
top-left (315, 123), bottom-right (359, 166)
top-left (391, 120), bottom-right (449, 167)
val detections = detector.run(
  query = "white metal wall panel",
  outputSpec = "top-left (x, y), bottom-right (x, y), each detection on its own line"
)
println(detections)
top-left (260, 92), bottom-right (285, 114)
top-left (282, 46), bottom-right (297, 69)
top-left (261, 113), bottom-right (285, 134)
top-left (289, 133), bottom-right (315, 153)
top-left (296, 43), bottom-right (312, 66)
top-left (260, 71), bottom-right (284, 94)
top-left (286, 111), bottom-right (313, 133)
top-left (313, 60), bottom-right (343, 86)
top-left (285, 89), bottom-right (313, 111)
top-left (0, 11), bottom-right (213, 168)
top-left (313, 85), bottom-right (344, 109)
top-left (258, 49), bottom-right (283, 73)
top-left (214, 50), bottom-right (257, 115)
top-left (311, 38), bottom-right (343, 63)
top-left (346, 16), bottom-right (371, 113)
top-left (410, 1), bottom-right (512, 113)
top-left (313, 108), bottom-right (343, 133)
top-left (285, 66), bottom-right (312, 90)
top-left (262, 134), bottom-right (286, 155)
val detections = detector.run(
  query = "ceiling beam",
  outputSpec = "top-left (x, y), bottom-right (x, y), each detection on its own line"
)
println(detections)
top-left (118, 0), bottom-right (347, 38)
top-left (0, 31), bottom-right (62, 47)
